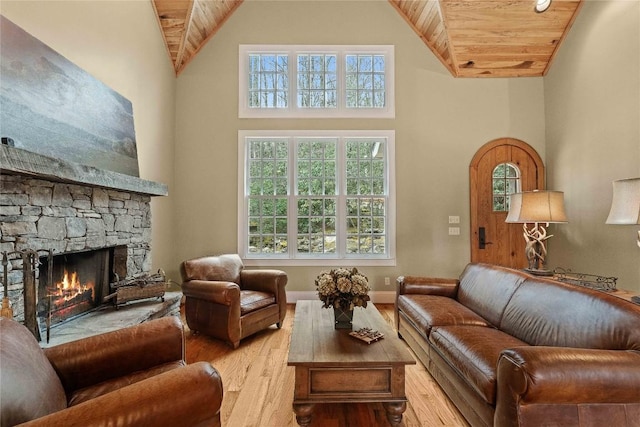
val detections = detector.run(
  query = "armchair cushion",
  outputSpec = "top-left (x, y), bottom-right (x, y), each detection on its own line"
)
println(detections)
top-left (240, 290), bottom-right (276, 315)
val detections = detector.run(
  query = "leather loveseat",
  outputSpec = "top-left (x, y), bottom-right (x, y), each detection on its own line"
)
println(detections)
top-left (396, 263), bottom-right (640, 427)
top-left (1, 316), bottom-right (224, 427)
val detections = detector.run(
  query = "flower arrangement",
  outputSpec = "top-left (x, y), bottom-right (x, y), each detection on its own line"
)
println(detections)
top-left (315, 267), bottom-right (370, 310)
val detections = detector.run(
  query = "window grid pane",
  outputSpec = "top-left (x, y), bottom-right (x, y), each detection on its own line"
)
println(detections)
top-left (297, 54), bottom-right (337, 108)
top-left (248, 54), bottom-right (289, 109)
top-left (296, 138), bottom-right (337, 254)
top-left (346, 197), bottom-right (386, 254)
top-left (344, 138), bottom-right (387, 254)
top-left (492, 163), bottom-right (520, 212)
top-left (345, 139), bottom-right (386, 196)
top-left (247, 138), bottom-right (289, 254)
top-left (296, 138), bottom-right (337, 195)
top-left (345, 54), bottom-right (385, 109)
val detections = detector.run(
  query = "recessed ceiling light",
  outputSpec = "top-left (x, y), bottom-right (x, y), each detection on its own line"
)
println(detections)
top-left (535, 0), bottom-right (552, 13)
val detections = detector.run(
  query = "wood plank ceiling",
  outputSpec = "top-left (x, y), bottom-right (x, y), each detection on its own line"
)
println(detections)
top-left (151, 0), bottom-right (243, 75)
top-left (152, 0), bottom-right (583, 78)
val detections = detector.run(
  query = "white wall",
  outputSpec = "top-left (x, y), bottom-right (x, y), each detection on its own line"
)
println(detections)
top-left (545, 0), bottom-right (640, 291)
top-left (174, 0), bottom-right (546, 291)
top-left (0, 0), bottom-right (177, 280)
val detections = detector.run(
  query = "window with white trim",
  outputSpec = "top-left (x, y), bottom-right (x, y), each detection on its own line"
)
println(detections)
top-left (239, 45), bottom-right (394, 118)
top-left (238, 130), bottom-right (396, 266)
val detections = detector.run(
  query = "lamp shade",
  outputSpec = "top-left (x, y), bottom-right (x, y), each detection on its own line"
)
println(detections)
top-left (605, 178), bottom-right (640, 225)
top-left (506, 190), bottom-right (568, 223)
top-left (535, 0), bottom-right (552, 13)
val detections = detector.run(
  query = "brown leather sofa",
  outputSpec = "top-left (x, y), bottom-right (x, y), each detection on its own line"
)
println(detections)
top-left (1, 316), bottom-right (223, 427)
top-left (396, 263), bottom-right (640, 427)
top-left (180, 254), bottom-right (288, 348)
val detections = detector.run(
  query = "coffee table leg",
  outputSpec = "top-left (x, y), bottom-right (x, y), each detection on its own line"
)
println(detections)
top-left (383, 401), bottom-right (407, 427)
top-left (293, 403), bottom-right (315, 426)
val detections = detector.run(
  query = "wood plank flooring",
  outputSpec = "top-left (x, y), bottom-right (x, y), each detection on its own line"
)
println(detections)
top-left (184, 303), bottom-right (470, 427)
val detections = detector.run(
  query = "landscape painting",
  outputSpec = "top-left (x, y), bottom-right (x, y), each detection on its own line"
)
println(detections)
top-left (0, 15), bottom-right (139, 177)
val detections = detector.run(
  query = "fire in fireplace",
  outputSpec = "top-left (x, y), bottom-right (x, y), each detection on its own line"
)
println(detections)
top-left (37, 246), bottom-right (125, 327)
top-left (44, 268), bottom-right (96, 325)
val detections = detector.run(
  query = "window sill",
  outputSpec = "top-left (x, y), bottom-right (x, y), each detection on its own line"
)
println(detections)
top-left (242, 257), bottom-right (397, 267)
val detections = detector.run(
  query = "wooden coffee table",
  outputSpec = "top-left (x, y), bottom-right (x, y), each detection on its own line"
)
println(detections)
top-left (287, 300), bottom-right (416, 426)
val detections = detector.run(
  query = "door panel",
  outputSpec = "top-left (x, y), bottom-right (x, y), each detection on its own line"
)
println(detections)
top-left (470, 138), bottom-right (545, 269)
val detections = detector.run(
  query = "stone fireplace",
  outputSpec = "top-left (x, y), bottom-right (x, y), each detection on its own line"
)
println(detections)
top-left (0, 145), bottom-right (169, 340)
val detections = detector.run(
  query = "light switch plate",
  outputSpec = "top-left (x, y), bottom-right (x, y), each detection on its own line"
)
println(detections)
top-left (448, 227), bottom-right (460, 236)
top-left (448, 216), bottom-right (460, 224)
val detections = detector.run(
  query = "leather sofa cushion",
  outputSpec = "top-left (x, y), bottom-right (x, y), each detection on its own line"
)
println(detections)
top-left (0, 318), bottom-right (68, 426)
top-left (240, 290), bottom-right (276, 315)
top-left (397, 294), bottom-right (490, 337)
top-left (430, 325), bottom-right (529, 405)
top-left (457, 263), bottom-right (529, 327)
top-left (500, 278), bottom-right (640, 350)
top-left (181, 254), bottom-right (243, 283)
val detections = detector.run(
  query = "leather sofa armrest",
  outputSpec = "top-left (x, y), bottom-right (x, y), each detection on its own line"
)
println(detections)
top-left (240, 269), bottom-right (288, 296)
top-left (396, 275), bottom-right (459, 298)
top-left (495, 346), bottom-right (640, 426)
top-left (44, 317), bottom-right (184, 393)
top-left (182, 280), bottom-right (241, 305)
top-left (18, 362), bottom-right (223, 427)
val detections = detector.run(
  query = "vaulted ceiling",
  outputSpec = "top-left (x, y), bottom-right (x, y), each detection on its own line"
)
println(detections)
top-left (151, 0), bottom-right (583, 77)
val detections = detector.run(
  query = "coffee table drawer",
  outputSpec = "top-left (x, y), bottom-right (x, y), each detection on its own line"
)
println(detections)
top-left (310, 367), bottom-right (391, 396)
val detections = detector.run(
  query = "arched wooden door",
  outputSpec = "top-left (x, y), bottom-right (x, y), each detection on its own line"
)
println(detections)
top-left (470, 138), bottom-right (545, 269)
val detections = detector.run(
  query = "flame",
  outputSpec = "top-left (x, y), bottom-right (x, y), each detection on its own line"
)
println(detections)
top-left (54, 269), bottom-right (93, 301)
top-left (62, 270), bottom-right (79, 289)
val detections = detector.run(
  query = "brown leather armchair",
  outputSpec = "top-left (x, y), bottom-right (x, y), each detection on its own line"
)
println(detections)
top-left (180, 254), bottom-right (288, 349)
top-left (1, 316), bottom-right (223, 427)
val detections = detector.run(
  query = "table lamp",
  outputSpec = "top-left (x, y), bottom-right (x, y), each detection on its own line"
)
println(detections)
top-left (506, 190), bottom-right (568, 276)
top-left (605, 177), bottom-right (640, 248)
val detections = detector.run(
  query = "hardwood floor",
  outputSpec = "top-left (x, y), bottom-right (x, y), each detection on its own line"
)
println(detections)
top-left (184, 303), bottom-right (469, 427)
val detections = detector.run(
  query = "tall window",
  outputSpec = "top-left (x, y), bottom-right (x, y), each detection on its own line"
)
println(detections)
top-left (247, 138), bottom-right (289, 254)
top-left (492, 163), bottom-right (520, 211)
top-left (239, 45), bottom-right (394, 118)
top-left (239, 130), bottom-right (395, 266)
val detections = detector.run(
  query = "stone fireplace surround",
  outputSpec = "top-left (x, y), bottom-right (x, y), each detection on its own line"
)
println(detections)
top-left (0, 145), bottom-right (169, 331)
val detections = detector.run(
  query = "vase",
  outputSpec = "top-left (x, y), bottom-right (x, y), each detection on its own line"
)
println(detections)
top-left (333, 306), bottom-right (354, 329)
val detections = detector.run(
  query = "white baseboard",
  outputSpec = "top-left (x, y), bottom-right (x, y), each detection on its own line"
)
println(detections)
top-left (286, 291), bottom-right (396, 304)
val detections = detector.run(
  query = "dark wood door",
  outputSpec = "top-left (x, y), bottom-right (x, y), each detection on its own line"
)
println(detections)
top-left (470, 138), bottom-right (545, 269)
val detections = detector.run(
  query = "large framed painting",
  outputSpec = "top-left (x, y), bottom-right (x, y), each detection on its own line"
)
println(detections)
top-left (0, 15), bottom-right (140, 177)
